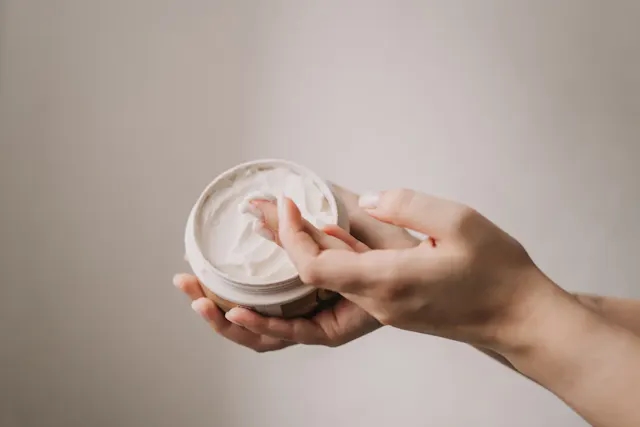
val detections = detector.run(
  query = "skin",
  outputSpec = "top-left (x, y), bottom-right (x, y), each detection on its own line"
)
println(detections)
top-left (175, 186), bottom-right (640, 427)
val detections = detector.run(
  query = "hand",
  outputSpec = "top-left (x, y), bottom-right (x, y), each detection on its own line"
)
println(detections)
top-left (276, 188), bottom-right (564, 352)
top-left (173, 273), bottom-right (294, 352)
top-left (174, 185), bottom-right (418, 352)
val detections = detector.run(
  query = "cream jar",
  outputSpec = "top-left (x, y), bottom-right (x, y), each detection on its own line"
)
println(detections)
top-left (184, 159), bottom-right (348, 318)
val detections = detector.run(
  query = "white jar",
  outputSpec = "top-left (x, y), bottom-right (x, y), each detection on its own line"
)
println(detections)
top-left (184, 159), bottom-right (349, 318)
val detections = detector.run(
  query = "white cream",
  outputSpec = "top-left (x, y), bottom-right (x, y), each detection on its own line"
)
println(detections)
top-left (197, 165), bottom-right (334, 283)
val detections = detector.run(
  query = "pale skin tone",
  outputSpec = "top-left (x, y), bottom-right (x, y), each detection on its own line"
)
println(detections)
top-left (175, 185), bottom-right (640, 427)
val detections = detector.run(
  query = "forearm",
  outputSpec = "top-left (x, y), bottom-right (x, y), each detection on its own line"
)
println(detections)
top-left (500, 281), bottom-right (640, 427)
top-left (574, 293), bottom-right (640, 337)
top-left (343, 185), bottom-right (640, 425)
top-left (478, 294), bottom-right (640, 373)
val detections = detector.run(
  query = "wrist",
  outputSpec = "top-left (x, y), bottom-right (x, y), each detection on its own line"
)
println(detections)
top-left (488, 267), bottom-right (570, 356)
top-left (499, 287), bottom-right (640, 424)
top-left (496, 273), bottom-right (634, 382)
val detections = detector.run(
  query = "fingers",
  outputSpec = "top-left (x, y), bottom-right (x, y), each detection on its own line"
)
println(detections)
top-left (174, 273), bottom-right (293, 352)
top-left (292, 248), bottom-right (413, 293)
top-left (359, 189), bottom-right (469, 238)
top-left (248, 199), bottom-right (281, 244)
top-left (225, 306), bottom-right (330, 345)
top-left (323, 184), bottom-right (422, 250)
top-left (191, 297), bottom-right (293, 353)
top-left (322, 225), bottom-right (370, 253)
top-left (249, 199), bottom-right (353, 251)
top-left (274, 197), bottom-right (419, 292)
top-left (349, 215), bottom-right (421, 250)
top-left (278, 197), bottom-right (322, 266)
top-left (173, 273), bottom-right (205, 300)
top-left (225, 299), bottom-right (381, 347)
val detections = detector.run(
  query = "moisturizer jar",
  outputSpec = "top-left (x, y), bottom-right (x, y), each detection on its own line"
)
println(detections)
top-left (184, 159), bottom-right (348, 318)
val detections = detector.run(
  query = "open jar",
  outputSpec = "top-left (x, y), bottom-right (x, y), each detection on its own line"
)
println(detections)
top-left (184, 159), bottom-right (348, 318)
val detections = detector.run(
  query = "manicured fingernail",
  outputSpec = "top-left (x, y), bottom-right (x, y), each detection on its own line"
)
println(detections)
top-left (253, 221), bottom-right (275, 241)
top-left (358, 192), bottom-right (380, 209)
top-left (172, 273), bottom-right (185, 287)
top-left (191, 299), bottom-right (213, 322)
top-left (225, 308), bottom-right (242, 325)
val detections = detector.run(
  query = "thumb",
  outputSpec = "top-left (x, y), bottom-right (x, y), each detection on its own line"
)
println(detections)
top-left (358, 189), bottom-right (468, 238)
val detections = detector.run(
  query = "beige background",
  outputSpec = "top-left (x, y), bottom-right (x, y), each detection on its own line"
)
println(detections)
top-left (1, 1), bottom-right (639, 426)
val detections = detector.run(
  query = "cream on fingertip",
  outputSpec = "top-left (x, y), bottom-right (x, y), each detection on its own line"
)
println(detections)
top-left (238, 191), bottom-right (276, 219)
top-left (253, 220), bottom-right (275, 242)
top-left (239, 202), bottom-right (264, 220)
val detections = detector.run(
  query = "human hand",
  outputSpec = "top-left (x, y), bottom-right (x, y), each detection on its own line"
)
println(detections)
top-left (173, 273), bottom-right (295, 352)
top-left (276, 188), bottom-right (564, 352)
top-left (174, 186), bottom-right (418, 352)
top-left (174, 215), bottom-right (378, 351)
top-left (219, 198), bottom-right (381, 348)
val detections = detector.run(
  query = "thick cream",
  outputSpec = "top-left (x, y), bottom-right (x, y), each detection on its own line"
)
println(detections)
top-left (197, 165), bottom-right (334, 283)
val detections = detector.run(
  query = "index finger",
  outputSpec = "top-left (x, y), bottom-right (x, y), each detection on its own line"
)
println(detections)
top-left (277, 197), bottom-right (322, 269)
top-left (277, 197), bottom-right (357, 289)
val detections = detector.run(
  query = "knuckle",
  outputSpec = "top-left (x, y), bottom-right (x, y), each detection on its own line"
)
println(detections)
top-left (317, 323), bottom-right (342, 347)
top-left (321, 337), bottom-right (339, 348)
top-left (456, 205), bottom-right (478, 223)
top-left (451, 206), bottom-right (479, 233)
top-left (323, 331), bottom-right (345, 348)
top-left (298, 263), bottom-right (319, 284)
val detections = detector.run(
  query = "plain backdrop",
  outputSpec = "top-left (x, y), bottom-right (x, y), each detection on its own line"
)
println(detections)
top-left (1, 1), bottom-right (639, 426)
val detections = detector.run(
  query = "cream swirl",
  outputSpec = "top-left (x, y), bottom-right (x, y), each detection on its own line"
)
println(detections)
top-left (197, 165), bottom-right (334, 283)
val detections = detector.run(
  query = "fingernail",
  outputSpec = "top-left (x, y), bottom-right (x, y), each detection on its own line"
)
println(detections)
top-left (191, 300), bottom-right (213, 322)
top-left (358, 192), bottom-right (380, 209)
top-left (172, 273), bottom-right (184, 287)
top-left (225, 308), bottom-right (242, 325)
top-left (253, 221), bottom-right (275, 241)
